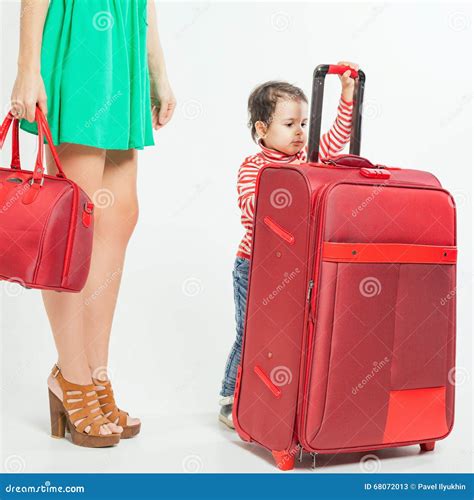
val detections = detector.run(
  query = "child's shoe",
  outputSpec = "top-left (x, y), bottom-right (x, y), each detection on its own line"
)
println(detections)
top-left (218, 395), bottom-right (234, 429)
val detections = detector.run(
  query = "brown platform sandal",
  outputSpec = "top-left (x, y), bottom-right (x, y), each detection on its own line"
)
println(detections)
top-left (93, 377), bottom-right (141, 439)
top-left (49, 364), bottom-right (121, 447)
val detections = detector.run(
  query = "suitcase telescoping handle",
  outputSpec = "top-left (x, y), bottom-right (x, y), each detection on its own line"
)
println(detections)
top-left (307, 64), bottom-right (366, 163)
top-left (0, 104), bottom-right (67, 184)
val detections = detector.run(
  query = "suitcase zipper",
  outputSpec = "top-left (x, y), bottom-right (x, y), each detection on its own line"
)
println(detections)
top-left (298, 182), bottom-right (332, 449)
top-left (306, 279), bottom-right (314, 302)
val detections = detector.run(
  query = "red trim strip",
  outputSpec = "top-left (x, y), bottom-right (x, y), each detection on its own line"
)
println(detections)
top-left (254, 365), bottom-right (282, 399)
top-left (263, 216), bottom-right (295, 245)
top-left (322, 242), bottom-right (457, 264)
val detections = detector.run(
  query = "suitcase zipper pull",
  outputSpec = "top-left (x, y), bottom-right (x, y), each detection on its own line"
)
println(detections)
top-left (306, 279), bottom-right (314, 302)
top-left (298, 444), bottom-right (304, 463)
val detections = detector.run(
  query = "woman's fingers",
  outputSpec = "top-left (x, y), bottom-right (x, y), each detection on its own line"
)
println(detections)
top-left (25, 100), bottom-right (37, 122)
top-left (151, 106), bottom-right (159, 129)
top-left (38, 97), bottom-right (48, 117)
top-left (10, 100), bottom-right (23, 119)
top-left (158, 99), bottom-right (176, 126)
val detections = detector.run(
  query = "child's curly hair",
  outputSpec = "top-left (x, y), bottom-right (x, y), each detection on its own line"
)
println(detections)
top-left (247, 81), bottom-right (308, 143)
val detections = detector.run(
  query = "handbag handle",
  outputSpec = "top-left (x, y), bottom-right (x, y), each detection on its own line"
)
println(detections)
top-left (0, 112), bottom-right (22, 170)
top-left (307, 64), bottom-right (366, 163)
top-left (11, 119), bottom-right (21, 169)
top-left (0, 104), bottom-right (66, 183)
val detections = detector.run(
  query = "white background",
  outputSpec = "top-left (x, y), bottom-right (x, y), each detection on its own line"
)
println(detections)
top-left (0, 1), bottom-right (472, 473)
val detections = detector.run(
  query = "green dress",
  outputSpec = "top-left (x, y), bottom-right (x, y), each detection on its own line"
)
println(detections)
top-left (20, 0), bottom-right (155, 150)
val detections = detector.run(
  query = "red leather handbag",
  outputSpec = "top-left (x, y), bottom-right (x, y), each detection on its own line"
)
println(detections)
top-left (0, 105), bottom-right (94, 292)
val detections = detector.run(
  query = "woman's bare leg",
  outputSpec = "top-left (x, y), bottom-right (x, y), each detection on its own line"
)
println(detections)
top-left (43, 143), bottom-right (120, 435)
top-left (83, 148), bottom-right (141, 427)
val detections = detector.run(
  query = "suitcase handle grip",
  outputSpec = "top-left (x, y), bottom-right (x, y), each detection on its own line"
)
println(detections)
top-left (0, 104), bottom-right (67, 184)
top-left (308, 64), bottom-right (366, 163)
top-left (327, 64), bottom-right (359, 79)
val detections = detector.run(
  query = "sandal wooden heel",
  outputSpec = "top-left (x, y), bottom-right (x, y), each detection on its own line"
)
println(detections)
top-left (93, 377), bottom-right (141, 439)
top-left (49, 364), bottom-right (121, 448)
top-left (49, 388), bottom-right (67, 438)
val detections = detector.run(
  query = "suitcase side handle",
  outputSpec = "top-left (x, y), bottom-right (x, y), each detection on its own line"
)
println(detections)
top-left (307, 64), bottom-right (366, 164)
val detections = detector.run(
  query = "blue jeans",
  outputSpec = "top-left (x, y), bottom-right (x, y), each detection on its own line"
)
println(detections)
top-left (220, 256), bottom-right (250, 397)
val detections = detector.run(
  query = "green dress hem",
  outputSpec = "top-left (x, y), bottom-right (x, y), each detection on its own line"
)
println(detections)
top-left (19, 119), bottom-right (155, 151)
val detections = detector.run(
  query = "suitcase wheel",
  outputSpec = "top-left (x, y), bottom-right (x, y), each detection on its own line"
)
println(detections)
top-left (272, 450), bottom-right (295, 471)
top-left (420, 441), bottom-right (435, 452)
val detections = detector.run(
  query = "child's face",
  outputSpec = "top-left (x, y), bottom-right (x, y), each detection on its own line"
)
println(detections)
top-left (261, 99), bottom-right (308, 155)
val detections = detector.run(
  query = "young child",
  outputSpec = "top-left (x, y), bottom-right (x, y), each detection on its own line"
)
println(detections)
top-left (219, 62), bottom-right (359, 428)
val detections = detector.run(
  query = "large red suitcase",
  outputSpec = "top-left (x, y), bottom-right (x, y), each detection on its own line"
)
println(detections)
top-left (233, 65), bottom-right (457, 470)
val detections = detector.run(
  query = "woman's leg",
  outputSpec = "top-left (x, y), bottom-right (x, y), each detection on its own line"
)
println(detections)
top-left (43, 143), bottom-right (118, 435)
top-left (82, 148), bottom-right (140, 427)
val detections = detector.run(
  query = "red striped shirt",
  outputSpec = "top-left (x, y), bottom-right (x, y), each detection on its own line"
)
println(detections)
top-left (236, 95), bottom-right (353, 259)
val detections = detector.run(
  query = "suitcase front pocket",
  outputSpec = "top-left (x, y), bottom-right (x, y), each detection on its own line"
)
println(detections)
top-left (304, 242), bottom-right (457, 451)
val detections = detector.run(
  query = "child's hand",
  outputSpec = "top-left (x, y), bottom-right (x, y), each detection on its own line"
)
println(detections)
top-left (336, 60), bottom-right (359, 102)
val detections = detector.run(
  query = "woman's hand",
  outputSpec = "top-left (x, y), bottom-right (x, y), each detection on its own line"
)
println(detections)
top-left (10, 68), bottom-right (48, 122)
top-left (150, 74), bottom-right (176, 130)
top-left (336, 60), bottom-right (359, 103)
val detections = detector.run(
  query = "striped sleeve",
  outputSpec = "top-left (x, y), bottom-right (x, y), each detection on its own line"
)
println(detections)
top-left (319, 96), bottom-right (354, 161)
top-left (237, 157), bottom-right (260, 222)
